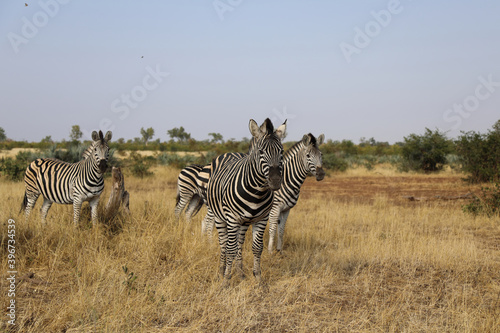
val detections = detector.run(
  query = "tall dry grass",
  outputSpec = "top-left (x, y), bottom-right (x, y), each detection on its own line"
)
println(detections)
top-left (1, 166), bottom-right (499, 332)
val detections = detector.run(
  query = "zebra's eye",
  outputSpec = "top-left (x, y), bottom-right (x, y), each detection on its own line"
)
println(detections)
top-left (306, 153), bottom-right (310, 158)
top-left (259, 149), bottom-right (264, 155)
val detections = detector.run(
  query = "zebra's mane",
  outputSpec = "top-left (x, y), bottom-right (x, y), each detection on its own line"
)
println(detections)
top-left (262, 118), bottom-right (274, 135)
top-left (82, 141), bottom-right (96, 160)
top-left (308, 133), bottom-right (317, 147)
top-left (284, 133), bottom-right (317, 158)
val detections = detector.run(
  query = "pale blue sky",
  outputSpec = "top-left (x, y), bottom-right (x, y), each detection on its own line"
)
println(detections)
top-left (1, 1), bottom-right (499, 143)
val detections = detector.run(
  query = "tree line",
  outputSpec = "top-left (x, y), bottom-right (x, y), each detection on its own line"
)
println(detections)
top-left (1, 120), bottom-right (500, 184)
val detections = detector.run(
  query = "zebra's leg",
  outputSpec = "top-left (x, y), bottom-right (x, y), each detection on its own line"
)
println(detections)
top-left (223, 221), bottom-right (240, 287)
top-left (24, 192), bottom-right (40, 223)
top-left (40, 198), bottom-right (53, 224)
top-left (174, 192), bottom-right (193, 220)
top-left (72, 198), bottom-right (83, 226)
top-left (214, 217), bottom-right (228, 278)
top-left (267, 204), bottom-right (281, 254)
top-left (89, 196), bottom-right (100, 225)
top-left (235, 224), bottom-right (249, 279)
top-left (277, 209), bottom-right (291, 253)
top-left (251, 220), bottom-right (267, 283)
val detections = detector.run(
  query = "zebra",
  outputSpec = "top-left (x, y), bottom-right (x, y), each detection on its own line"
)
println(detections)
top-left (206, 118), bottom-right (286, 286)
top-left (267, 133), bottom-right (325, 253)
top-left (21, 130), bottom-right (112, 226)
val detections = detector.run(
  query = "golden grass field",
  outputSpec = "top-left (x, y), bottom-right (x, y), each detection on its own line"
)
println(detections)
top-left (1, 165), bottom-right (500, 332)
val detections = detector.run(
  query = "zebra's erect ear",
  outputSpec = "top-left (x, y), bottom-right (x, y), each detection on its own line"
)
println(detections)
top-left (249, 119), bottom-right (261, 138)
top-left (98, 130), bottom-right (104, 141)
top-left (104, 131), bottom-right (112, 142)
top-left (302, 134), bottom-right (311, 146)
top-left (275, 120), bottom-right (287, 140)
top-left (91, 131), bottom-right (99, 141)
top-left (317, 134), bottom-right (325, 146)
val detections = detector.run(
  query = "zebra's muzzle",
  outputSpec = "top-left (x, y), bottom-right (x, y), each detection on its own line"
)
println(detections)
top-left (98, 160), bottom-right (108, 173)
top-left (268, 166), bottom-right (282, 191)
top-left (316, 167), bottom-right (325, 181)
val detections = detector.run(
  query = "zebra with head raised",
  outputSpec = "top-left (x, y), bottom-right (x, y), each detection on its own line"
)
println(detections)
top-left (267, 133), bottom-right (325, 253)
top-left (21, 130), bottom-right (112, 226)
top-left (206, 118), bottom-right (286, 286)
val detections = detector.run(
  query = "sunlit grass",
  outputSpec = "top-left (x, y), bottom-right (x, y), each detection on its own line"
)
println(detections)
top-left (1, 165), bottom-right (499, 332)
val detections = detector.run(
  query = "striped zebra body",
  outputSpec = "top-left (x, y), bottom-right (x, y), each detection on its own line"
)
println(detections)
top-left (22, 130), bottom-right (112, 225)
top-left (174, 164), bottom-right (204, 221)
top-left (268, 133), bottom-right (325, 253)
top-left (174, 153), bottom-right (246, 226)
top-left (206, 118), bottom-right (286, 285)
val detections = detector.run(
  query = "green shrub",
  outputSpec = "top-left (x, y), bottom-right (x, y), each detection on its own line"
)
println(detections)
top-left (0, 157), bottom-right (26, 181)
top-left (455, 121), bottom-right (500, 183)
top-left (128, 152), bottom-right (154, 178)
top-left (462, 183), bottom-right (500, 217)
top-left (322, 153), bottom-right (348, 172)
top-left (399, 128), bottom-right (453, 172)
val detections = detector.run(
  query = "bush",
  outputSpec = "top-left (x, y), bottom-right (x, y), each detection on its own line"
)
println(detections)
top-left (156, 153), bottom-right (198, 169)
top-left (455, 120), bottom-right (500, 183)
top-left (322, 153), bottom-right (348, 172)
top-left (462, 183), bottom-right (500, 217)
top-left (0, 157), bottom-right (26, 181)
top-left (128, 152), bottom-right (154, 178)
top-left (399, 128), bottom-right (453, 172)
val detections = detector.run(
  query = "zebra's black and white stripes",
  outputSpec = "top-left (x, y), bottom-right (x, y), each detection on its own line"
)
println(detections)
top-left (267, 133), bottom-right (325, 253)
top-left (21, 130), bottom-right (112, 225)
top-left (206, 118), bottom-right (286, 285)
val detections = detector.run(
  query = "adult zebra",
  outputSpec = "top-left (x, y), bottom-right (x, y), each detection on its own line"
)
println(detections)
top-left (21, 130), bottom-right (112, 226)
top-left (267, 133), bottom-right (325, 253)
top-left (206, 118), bottom-right (286, 286)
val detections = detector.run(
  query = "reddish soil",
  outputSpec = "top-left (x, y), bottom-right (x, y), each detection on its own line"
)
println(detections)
top-left (301, 174), bottom-right (480, 205)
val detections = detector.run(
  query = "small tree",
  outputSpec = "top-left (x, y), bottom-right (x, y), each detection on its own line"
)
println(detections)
top-left (456, 120), bottom-right (500, 183)
top-left (140, 127), bottom-right (155, 146)
top-left (0, 127), bottom-right (6, 142)
top-left (208, 132), bottom-right (224, 144)
top-left (167, 126), bottom-right (191, 142)
top-left (70, 125), bottom-right (82, 142)
top-left (41, 135), bottom-right (53, 144)
top-left (400, 128), bottom-right (452, 172)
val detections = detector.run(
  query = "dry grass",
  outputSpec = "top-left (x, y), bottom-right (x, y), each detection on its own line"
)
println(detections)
top-left (1, 166), bottom-right (500, 332)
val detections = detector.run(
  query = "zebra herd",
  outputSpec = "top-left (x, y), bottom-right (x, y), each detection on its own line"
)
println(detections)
top-left (20, 119), bottom-right (325, 286)
top-left (175, 118), bottom-right (325, 285)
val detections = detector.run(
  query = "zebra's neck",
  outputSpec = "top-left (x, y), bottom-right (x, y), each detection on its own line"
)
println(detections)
top-left (81, 155), bottom-right (104, 178)
top-left (241, 150), bottom-right (270, 194)
top-left (282, 142), bottom-right (309, 192)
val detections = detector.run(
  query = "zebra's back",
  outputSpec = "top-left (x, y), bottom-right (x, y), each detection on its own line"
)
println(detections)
top-left (25, 158), bottom-right (77, 204)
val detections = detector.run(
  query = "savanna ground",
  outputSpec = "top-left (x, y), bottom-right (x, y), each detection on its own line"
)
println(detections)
top-left (1, 165), bottom-right (500, 332)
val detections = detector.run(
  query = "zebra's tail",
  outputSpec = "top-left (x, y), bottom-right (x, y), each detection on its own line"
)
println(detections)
top-left (20, 192), bottom-right (28, 214)
top-left (187, 195), bottom-right (204, 218)
top-left (175, 189), bottom-right (181, 207)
